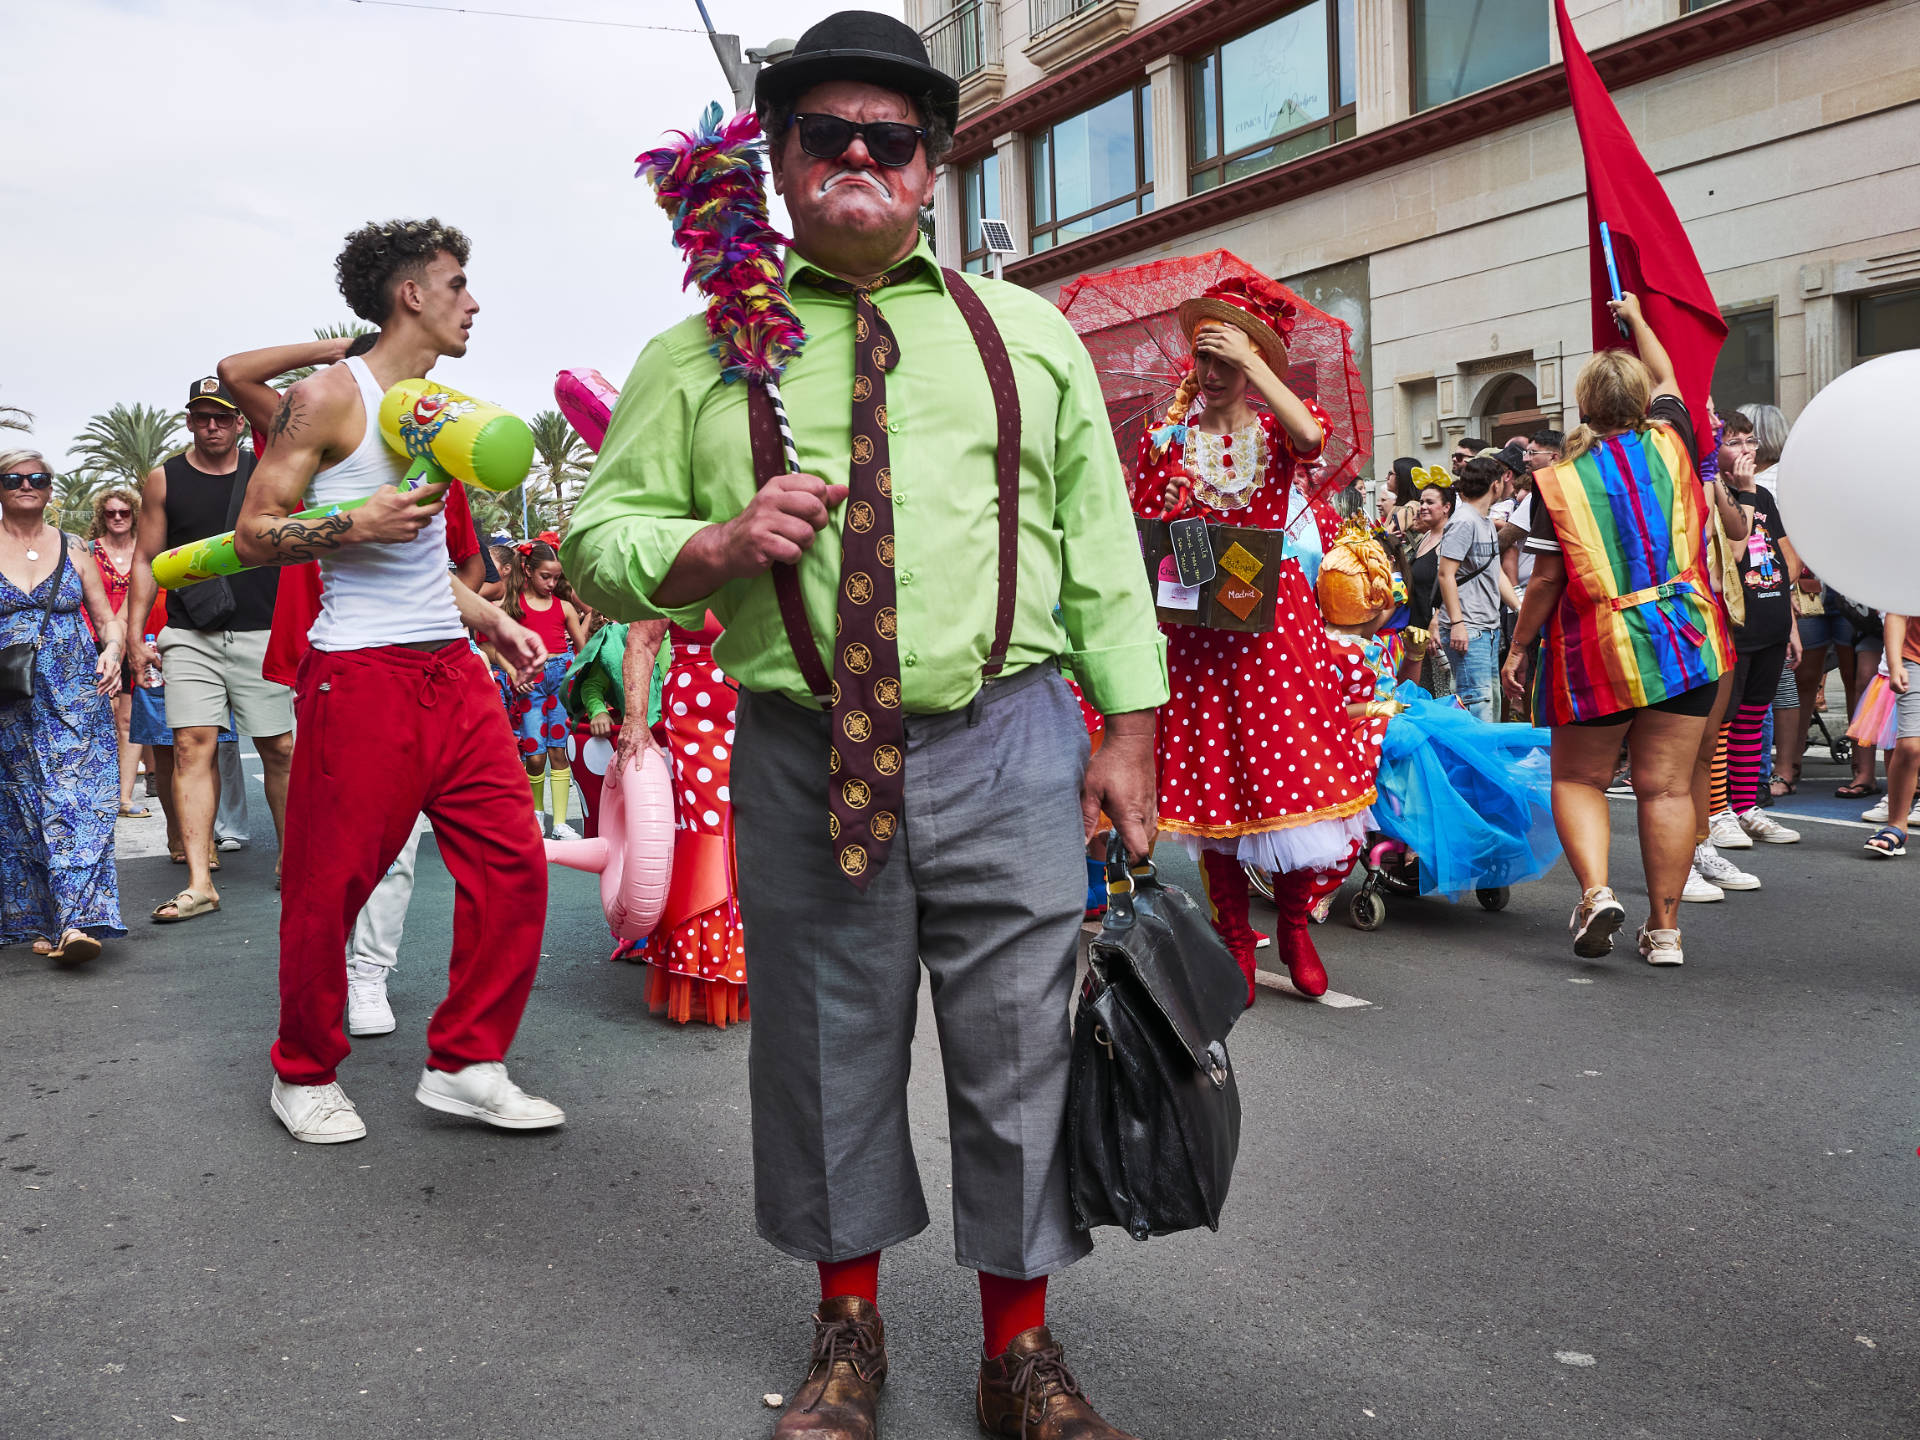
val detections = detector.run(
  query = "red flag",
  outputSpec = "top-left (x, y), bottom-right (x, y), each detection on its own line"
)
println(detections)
top-left (1555, 0), bottom-right (1725, 458)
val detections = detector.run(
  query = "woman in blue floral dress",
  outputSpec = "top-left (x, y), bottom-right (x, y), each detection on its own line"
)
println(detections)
top-left (1, 448), bottom-right (127, 963)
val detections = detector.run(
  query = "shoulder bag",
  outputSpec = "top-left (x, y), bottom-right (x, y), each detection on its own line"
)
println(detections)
top-left (0, 532), bottom-right (69, 704)
top-left (1068, 835), bottom-right (1245, 1240)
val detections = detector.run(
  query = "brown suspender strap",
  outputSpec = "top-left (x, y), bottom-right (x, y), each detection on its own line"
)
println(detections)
top-left (743, 273), bottom-right (1022, 700)
top-left (746, 378), bottom-right (836, 703)
top-left (942, 269), bottom-right (1021, 679)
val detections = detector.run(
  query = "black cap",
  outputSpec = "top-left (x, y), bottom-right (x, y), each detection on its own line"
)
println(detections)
top-left (1495, 439), bottom-right (1530, 476)
top-left (755, 11), bottom-right (960, 132)
top-left (185, 376), bottom-right (237, 411)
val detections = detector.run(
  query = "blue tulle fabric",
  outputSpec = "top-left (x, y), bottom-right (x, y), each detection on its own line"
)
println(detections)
top-left (1372, 681), bottom-right (1561, 898)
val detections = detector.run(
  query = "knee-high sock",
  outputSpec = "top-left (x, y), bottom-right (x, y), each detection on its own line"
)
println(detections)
top-left (1726, 701), bottom-right (1768, 813)
top-left (529, 769), bottom-right (548, 815)
top-left (819, 1251), bottom-right (881, 1306)
top-left (979, 1271), bottom-right (1048, 1358)
top-left (1709, 724), bottom-right (1731, 816)
top-left (549, 763), bottom-right (572, 826)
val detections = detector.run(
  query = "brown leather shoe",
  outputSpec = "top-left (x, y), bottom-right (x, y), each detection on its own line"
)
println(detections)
top-left (976, 1326), bottom-right (1138, 1439)
top-left (772, 1294), bottom-right (888, 1439)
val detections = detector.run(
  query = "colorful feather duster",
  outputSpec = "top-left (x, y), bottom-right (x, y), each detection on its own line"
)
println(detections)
top-left (636, 102), bottom-right (806, 390)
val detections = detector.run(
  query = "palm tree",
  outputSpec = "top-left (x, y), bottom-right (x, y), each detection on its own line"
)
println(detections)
top-left (273, 321), bottom-right (378, 391)
top-left (67, 402), bottom-right (185, 489)
top-left (1, 401), bottom-right (31, 434)
top-left (468, 481), bottom-right (558, 543)
top-left (526, 408), bottom-right (592, 524)
top-left (50, 469), bottom-right (103, 533)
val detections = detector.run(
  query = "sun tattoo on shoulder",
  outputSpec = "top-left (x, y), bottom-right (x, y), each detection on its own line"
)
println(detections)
top-left (270, 392), bottom-right (306, 441)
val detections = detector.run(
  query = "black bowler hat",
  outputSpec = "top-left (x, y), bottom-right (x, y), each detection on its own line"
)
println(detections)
top-left (755, 11), bottom-right (960, 132)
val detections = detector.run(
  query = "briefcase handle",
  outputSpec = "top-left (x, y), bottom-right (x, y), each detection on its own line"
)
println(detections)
top-left (1100, 832), bottom-right (1158, 933)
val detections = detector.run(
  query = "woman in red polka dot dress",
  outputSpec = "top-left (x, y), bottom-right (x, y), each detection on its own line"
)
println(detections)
top-left (1131, 278), bottom-right (1375, 1003)
top-left (638, 611), bottom-right (749, 1027)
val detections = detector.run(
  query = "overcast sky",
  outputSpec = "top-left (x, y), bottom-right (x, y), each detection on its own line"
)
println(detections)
top-left (2, 0), bottom-right (901, 465)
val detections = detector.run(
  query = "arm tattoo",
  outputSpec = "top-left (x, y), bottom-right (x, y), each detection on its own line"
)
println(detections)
top-left (255, 512), bottom-right (352, 562)
top-left (270, 393), bottom-right (306, 440)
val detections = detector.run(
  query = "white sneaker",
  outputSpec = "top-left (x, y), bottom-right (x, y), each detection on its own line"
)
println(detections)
top-left (1637, 926), bottom-right (1684, 966)
top-left (1693, 843), bottom-right (1761, 892)
top-left (549, 821), bottom-right (581, 843)
top-left (1570, 886), bottom-right (1627, 958)
top-left (346, 958), bottom-right (395, 1037)
top-left (216, 837), bottom-right (245, 853)
top-left (1707, 810), bottom-right (1752, 850)
top-left (1861, 797), bottom-right (1920, 825)
top-left (1738, 806), bottom-right (1799, 844)
top-left (415, 1062), bottom-right (565, 1130)
top-left (1681, 866), bottom-right (1723, 903)
top-left (270, 1076), bottom-right (367, 1144)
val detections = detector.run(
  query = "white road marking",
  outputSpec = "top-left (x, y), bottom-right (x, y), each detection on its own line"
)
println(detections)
top-left (1606, 793), bottom-right (1874, 831)
top-left (1254, 969), bottom-right (1371, 1007)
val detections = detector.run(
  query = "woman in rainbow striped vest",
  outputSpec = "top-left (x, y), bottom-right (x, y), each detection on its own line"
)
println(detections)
top-left (1502, 293), bottom-right (1745, 969)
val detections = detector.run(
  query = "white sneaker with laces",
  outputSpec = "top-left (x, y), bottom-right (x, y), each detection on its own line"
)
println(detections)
top-left (271, 1076), bottom-right (367, 1143)
top-left (1693, 843), bottom-right (1760, 891)
top-left (1570, 886), bottom-right (1627, 958)
top-left (346, 958), bottom-right (396, 1037)
top-left (1637, 926), bottom-right (1684, 966)
top-left (1681, 866), bottom-right (1723, 903)
top-left (1861, 797), bottom-right (1920, 825)
top-left (416, 1062), bottom-right (565, 1130)
top-left (549, 821), bottom-right (581, 843)
top-left (1738, 806), bottom-right (1799, 844)
top-left (1707, 810), bottom-right (1752, 850)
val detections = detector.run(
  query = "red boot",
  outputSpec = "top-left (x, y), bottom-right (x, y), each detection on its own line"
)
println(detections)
top-left (1200, 850), bottom-right (1260, 1007)
top-left (1269, 868), bottom-right (1330, 998)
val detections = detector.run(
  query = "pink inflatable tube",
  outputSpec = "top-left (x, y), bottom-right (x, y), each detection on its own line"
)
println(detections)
top-left (545, 745), bottom-right (676, 941)
top-left (554, 368), bottom-right (620, 454)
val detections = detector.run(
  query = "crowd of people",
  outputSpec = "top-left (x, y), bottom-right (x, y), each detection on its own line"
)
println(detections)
top-left (4, 10), bottom-right (1914, 1440)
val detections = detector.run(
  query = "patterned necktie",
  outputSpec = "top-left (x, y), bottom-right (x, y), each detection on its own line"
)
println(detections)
top-left (805, 265), bottom-right (915, 891)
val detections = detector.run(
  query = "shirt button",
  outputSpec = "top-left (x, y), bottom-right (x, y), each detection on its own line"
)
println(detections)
top-left (893, 492), bottom-right (906, 508)
top-left (904, 652), bottom-right (917, 667)
top-left (900, 571), bottom-right (914, 584)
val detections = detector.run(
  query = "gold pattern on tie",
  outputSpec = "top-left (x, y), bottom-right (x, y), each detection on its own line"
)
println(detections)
top-left (808, 266), bottom-right (916, 889)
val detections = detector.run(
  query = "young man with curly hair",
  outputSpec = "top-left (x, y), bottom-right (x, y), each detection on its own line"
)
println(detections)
top-left (234, 218), bottom-right (562, 1144)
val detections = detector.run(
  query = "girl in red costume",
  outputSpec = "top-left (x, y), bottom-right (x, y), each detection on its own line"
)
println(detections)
top-left (1130, 278), bottom-right (1375, 1002)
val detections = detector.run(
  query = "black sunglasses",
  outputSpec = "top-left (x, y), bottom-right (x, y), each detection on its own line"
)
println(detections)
top-left (2, 471), bottom-right (54, 491)
top-left (792, 113), bottom-right (925, 169)
top-left (101, 506), bottom-right (134, 517)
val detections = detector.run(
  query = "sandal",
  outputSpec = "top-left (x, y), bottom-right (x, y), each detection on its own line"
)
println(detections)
top-left (50, 929), bottom-right (102, 964)
top-left (118, 803), bottom-right (152, 818)
top-left (166, 849), bottom-right (220, 871)
top-left (1863, 826), bottom-right (1906, 859)
top-left (1835, 781), bottom-right (1880, 799)
top-left (152, 889), bottom-right (221, 924)
top-left (1768, 776), bottom-right (1796, 797)
top-left (31, 936), bottom-right (56, 956)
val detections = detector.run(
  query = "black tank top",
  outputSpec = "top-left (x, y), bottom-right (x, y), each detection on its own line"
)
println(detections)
top-left (162, 449), bottom-right (280, 631)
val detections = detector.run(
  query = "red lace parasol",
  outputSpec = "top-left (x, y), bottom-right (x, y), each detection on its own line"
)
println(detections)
top-left (1057, 249), bottom-right (1371, 504)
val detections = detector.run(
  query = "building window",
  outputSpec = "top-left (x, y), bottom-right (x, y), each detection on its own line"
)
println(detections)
top-left (1189, 0), bottom-right (1356, 195)
top-left (960, 153), bottom-right (1001, 274)
top-left (1029, 83), bottom-right (1153, 253)
top-left (1713, 307), bottom-right (1776, 411)
top-left (1857, 286), bottom-right (1920, 359)
top-left (1412, 0), bottom-right (1550, 112)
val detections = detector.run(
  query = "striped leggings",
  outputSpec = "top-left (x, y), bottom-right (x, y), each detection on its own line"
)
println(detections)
top-left (1712, 640), bottom-right (1790, 815)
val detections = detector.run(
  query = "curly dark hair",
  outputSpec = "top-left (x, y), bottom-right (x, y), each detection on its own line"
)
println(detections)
top-left (334, 218), bottom-right (472, 324)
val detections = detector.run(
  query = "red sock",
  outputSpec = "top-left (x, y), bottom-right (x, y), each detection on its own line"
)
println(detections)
top-left (978, 1271), bottom-right (1048, 1357)
top-left (817, 1251), bottom-right (881, 1307)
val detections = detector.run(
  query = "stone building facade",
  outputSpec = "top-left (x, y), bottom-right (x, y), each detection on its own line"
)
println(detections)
top-left (916, 0), bottom-right (1920, 499)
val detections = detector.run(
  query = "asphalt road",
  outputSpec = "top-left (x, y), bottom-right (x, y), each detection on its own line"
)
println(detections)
top-left (3, 754), bottom-right (1915, 1440)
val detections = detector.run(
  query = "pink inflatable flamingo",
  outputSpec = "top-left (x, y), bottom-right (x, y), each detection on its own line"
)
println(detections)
top-left (543, 366), bottom-right (678, 941)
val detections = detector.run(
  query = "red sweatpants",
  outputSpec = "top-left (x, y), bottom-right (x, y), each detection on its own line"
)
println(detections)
top-left (271, 641), bottom-right (548, 1087)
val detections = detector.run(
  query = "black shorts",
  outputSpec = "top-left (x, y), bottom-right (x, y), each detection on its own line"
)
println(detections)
top-left (1567, 678), bottom-right (1721, 728)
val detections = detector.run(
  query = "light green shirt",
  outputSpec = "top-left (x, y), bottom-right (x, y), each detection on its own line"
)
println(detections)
top-left (563, 240), bottom-right (1167, 717)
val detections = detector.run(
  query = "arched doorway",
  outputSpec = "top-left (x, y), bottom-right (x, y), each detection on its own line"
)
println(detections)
top-left (1477, 372), bottom-right (1545, 447)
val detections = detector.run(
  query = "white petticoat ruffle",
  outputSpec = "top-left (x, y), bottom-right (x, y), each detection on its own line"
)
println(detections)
top-left (1181, 811), bottom-right (1371, 875)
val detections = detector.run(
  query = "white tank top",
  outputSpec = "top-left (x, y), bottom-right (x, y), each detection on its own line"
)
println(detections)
top-left (305, 356), bottom-right (464, 651)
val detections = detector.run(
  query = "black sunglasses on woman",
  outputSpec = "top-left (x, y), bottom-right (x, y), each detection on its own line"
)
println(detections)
top-left (1, 471), bottom-right (54, 491)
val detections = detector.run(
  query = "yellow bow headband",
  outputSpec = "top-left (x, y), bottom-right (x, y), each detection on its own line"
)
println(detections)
top-left (1412, 464), bottom-right (1452, 489)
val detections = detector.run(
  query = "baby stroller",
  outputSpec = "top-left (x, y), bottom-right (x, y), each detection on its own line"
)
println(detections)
top-left (1343, 836), bottom-right (1509, 931)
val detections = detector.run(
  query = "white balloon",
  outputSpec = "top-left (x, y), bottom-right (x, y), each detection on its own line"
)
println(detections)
top-left (1775, 349), bottom-right (1920, 616)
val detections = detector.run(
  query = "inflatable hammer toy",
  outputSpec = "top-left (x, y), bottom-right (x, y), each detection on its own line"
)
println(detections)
top-left (151, 379), bottom-right (536, 589)
top-left (544, 744), bottom-right (677, 942)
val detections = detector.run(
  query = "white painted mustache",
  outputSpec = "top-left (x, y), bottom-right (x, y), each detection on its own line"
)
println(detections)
top-left (820, 169), bottom-right (892, 200)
